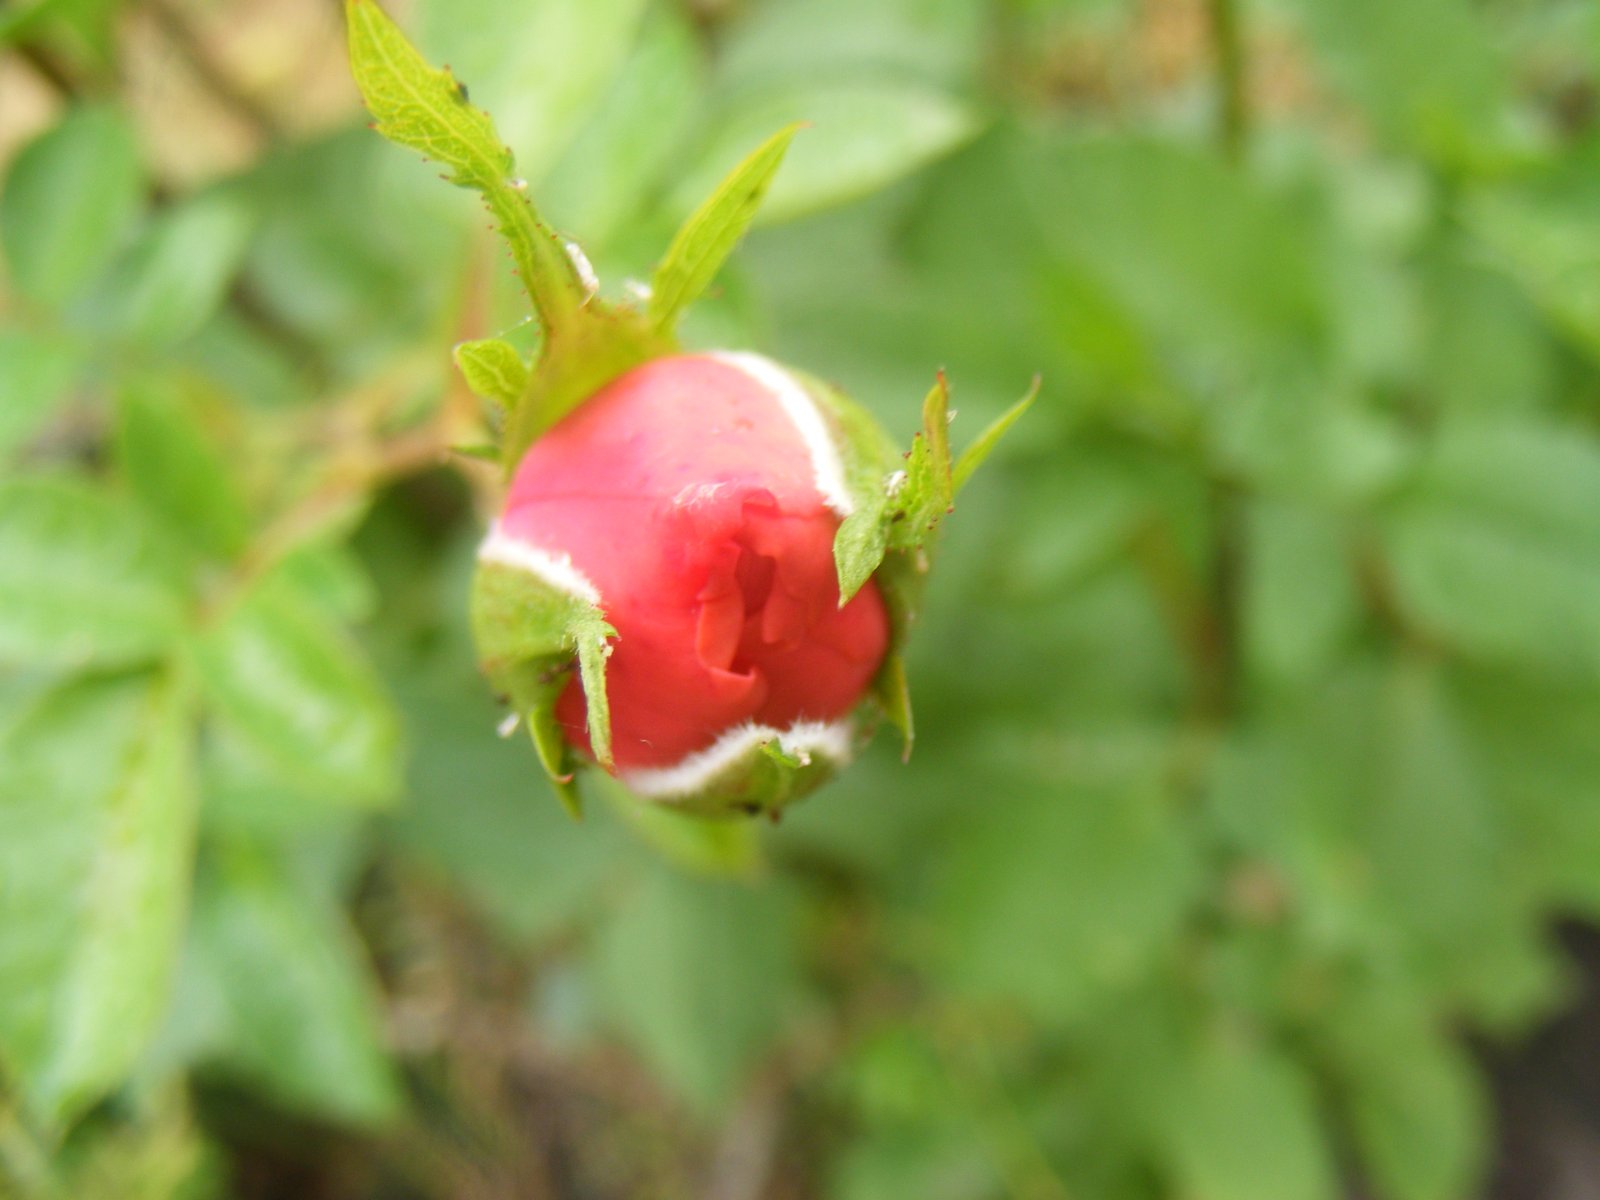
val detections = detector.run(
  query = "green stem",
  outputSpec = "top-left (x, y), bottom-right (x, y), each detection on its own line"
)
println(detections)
top-left (1207, 0), bottom-right (1248, 162)
top-left (487, 186), bottom-right (586, 339)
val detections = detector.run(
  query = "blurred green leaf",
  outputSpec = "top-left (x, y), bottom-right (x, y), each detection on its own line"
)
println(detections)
top-left (1382, 417), bottom-right (1600, 670)
top-left (0, 105), bottom-right (145, 308)
top-left (0, 327), bottom-right (83, 460)
top-left (1320, 982), bottom-right (1487, 1200)
top-left (114, 379), bottom-right (252, 561)
top-left (413, 0), bottom-right (649, 183)
top-left (1021, 133), bottom-right (1328, 375)
top-left (0, 474), bottom-right (186, 668)
top-left (0, 670), bottom-right (197, 1127)
top-left (1242, 499), bottom-right (1358, 683)
top-left (94, 191), bottom-right (255, 346)
top-left (1159, 1033), bottom-right (1337, 1200)
top-left (594, 866), bottom-right (803, 1110)
top-left (1292, 0), bottom-right (1512, 167)
top-left (188, 842), bottom-right (402, 1126)
top-left (935, 768), bottom-right (1201, 1021)
top-left (196, 570), bottom-right (399, 803)
top-left (539, 5), bottom-right (704, 246)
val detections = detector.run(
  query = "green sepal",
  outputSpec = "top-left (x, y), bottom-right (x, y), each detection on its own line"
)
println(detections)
top-left (874, 652), bottom-right (915, 761)
top-left (470, 558), bottom-right (616, 811)
top-left (648, 124), bottom-right (801, 335)
top-left (453, 337), bottom-right (529, 408)
top-left (345, 0), bottom-right (587, 335)
top-left (953, 376), bottom-right (1039, 493)
top-left (574, 614), bottom-right (617, 770)
top-left (525, 697), bottom-right (581, 820)
top-left (638, 729), bottom-right (857, 821)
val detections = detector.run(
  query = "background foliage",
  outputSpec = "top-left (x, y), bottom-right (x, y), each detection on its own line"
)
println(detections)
top-left (3, 0), bottom-right (1600, 1196)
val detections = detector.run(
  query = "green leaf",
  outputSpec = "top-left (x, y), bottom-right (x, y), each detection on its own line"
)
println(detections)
top-left (0, 105), bottom-right (145, 308)
top-left (1381, 417), bottom-right (1600, 670)
top-left (595, 866), bottom-right (803, 1111)
top-left (935, 767), bottom-right (1201, 1021)
top-left (114, 379), bottom-right (252, 561)
top-left (574, 615), bottom-right (616, 770)
top-left (538, 4), bottom-right (704, 246)
top-left (1019, 133), bottom-right (1328, 375)
top-left (384, 649), bottom-right (624, 942)
top-left (344, 0), bottom-right (587, 333)
top-left (189, 842), bottom-right (402, 1126)
top-left (1242, 499), bottom-right (1358, 682)
top-left (648, 124), bottom-right (799, 333)
top-left (834, 496), bottom-right (890, 607)
top-left (0, 328), bottom-right (83, 460)
top-left (1292, 0), bottom-right (1511, 167)
top-left (670, 81), bottom-right (981, 225)
top-left (0, 671), bottom-right (198, 1127)
top-left (1321, 983), bottom-right (1486, 1200)
top-left (196, 570), bottom-right (400, 803)
top-left (0, 475), bottom-right (187, 668)
top-left (1159, 1034), bottom-right (1337, 1200)
top-left (951, 377), bottom-right (1038, 493)
top-left (453, 336), bottom-right (529, 407)
top-left (95, 189), bottom-right (255, 345)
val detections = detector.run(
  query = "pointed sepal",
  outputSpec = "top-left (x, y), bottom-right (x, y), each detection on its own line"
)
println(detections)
top-left (648, 124), bottom-right (800, 335)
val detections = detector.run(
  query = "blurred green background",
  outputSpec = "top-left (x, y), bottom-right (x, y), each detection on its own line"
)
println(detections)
top-left (5, 0), bottom-right (1600, 1196)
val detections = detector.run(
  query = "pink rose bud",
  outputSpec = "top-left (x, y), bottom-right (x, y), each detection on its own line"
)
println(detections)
top-left (477, 353), bottom-right (891, 812)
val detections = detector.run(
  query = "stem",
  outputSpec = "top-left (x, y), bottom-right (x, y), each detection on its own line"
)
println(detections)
top-left (1206, 0), bottom-right (1248, 162)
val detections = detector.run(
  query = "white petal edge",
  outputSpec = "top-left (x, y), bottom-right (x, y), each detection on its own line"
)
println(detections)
top-left (620, 718), bottom-right (854, 799)
top-left (708, 350), bottom-right (854, 518)
top-left (477, 521), bottom-right (603, 605)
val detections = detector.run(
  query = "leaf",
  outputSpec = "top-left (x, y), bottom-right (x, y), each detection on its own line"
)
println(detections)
top-left (94, 189), bottom-right (255, 345)
top-left (344, 0), bottom-right (587, 332)
top-left (0, 671), bottom-right (198, 1127)
top-left (188, 842), bottom-right (402, 1126)
top-left (196, 570), bottom-right (400, 803)
top-left (0, 475), bottom-right (187, 668)
top-left (1381, 417), bottom-right (1600, 670)
top-left (952, 377), bottom-right (1038, 493)
top-left (574, 615), bottom-right (617, 770)
top-left (538, 4), bottom-right (704, 245)
top-left (453, 336), bottom-right (529, 407)
top-left (0, 328), bottom-right (83, 460)
top-left (648, 124), bottom-right (799, 332)
top-left (1320, 983), bottom-right (1487, 1200)
top-left (595, 866), bottom-right (803, 1111)
top-left (1159, 1034), bottom-right (1337, 1200)
top-left (1019, 133), bottom-right (1328, 375)
top-left (669, 81), bottom-right (981, 225)
top-left (114, 379), bottom-right (252, 561)
top-left (384, 655), bottom-right (624, 943)
top-left (834, 496), bottom-right (890, 607)
top-left (0, 105), bottom-right (145, 308)
top-left (935, 767), bottom-right (1201, 1021)
top-left (1291, 0), bottom-right (1511, 167)
top-left (1241, 499), bottom-right (1358, 682)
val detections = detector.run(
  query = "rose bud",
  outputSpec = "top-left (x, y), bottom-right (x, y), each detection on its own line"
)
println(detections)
top-left (344, 4), bottom-right (1033, 818)
top-left (477, 352), bottom-right (890, 814)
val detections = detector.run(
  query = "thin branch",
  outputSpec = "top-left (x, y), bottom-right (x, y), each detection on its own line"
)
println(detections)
top-left (1206, 0), bottom-right (1248, 162)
